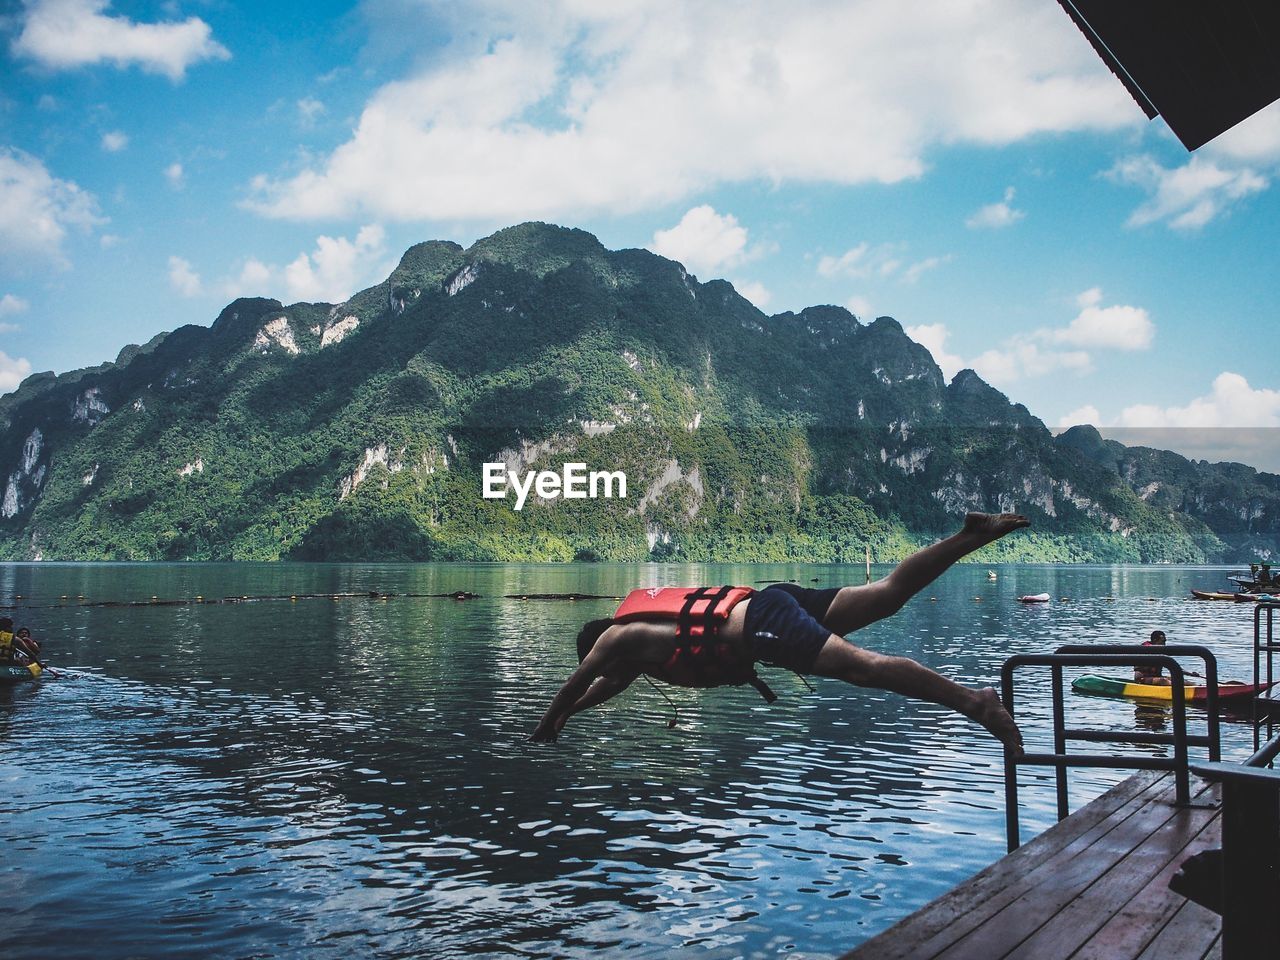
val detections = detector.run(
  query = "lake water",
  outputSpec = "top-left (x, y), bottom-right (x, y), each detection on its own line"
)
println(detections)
top-left (0, 562), bottom-right (1268, 959)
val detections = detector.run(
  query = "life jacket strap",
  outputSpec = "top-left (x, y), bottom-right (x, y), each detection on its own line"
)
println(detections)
top-left (675, 586), bottom-right (736, 686)
top-left (747, 673), bottom-right (778, 703)
top-left (643, 586), bottom-right (775, 701)
top-left (674, 586), bottom-right (733, 644)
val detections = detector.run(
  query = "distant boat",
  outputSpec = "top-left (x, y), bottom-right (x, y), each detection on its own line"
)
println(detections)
top-left (1227, 567), bottom-right (1278, 593)
top-left (1018, 593), bottom-right (1050, 603)
top-left (1191, 589), bottom-right (1280, 603)
top-left (986, 570), bottom-right (998, 581)
top-left (1191, 588), bottom-right (1244, 601)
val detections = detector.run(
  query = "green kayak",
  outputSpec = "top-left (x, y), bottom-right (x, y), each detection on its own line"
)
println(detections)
top-left (1, 662), bottom-right (43, 684)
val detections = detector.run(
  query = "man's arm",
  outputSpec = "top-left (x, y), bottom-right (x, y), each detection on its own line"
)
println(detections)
top-left (530, 632), bottom-right (633, 742)
top-left (552, 664), bottom-right (641, 734)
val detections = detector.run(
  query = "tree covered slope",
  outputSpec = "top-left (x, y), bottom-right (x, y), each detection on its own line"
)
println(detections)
top-left (1, 223), bottom-right (1276, 562)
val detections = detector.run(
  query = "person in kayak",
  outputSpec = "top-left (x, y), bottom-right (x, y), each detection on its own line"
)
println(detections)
top-left (0, 618), bottom-right (14, 664)
top-left (1134, 630), bottom-right (1171, 686)
top-left (530, 512), bottom-right (1028, 756)
top-left (10, 627), bottom-right (41, 665)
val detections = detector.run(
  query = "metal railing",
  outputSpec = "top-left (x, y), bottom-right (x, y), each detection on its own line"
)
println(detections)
top-left (1055, 643), bottom-right (1222, 767)
top-left (1253, 600), bottom-right (1280, 750)
top-left (1000, 644), bottom-right (1221, 851)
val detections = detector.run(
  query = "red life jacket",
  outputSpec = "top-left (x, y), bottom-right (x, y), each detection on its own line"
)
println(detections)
top-left (614, 586), bottom-right (777, 702)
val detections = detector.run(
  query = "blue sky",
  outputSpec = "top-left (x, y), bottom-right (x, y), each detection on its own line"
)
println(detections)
top-left (3, 1), bottom-right (1280, 469)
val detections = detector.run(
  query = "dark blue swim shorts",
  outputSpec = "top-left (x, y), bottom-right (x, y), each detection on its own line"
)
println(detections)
top-left (743, 583), bottom-right (841, 672)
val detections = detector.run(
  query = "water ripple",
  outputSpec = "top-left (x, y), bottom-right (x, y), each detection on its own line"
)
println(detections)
top-left (2, 562), bottom-right (1265, 959)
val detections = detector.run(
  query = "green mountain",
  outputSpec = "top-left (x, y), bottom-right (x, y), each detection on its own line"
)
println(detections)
top-left (1, 222), bottom-right (1276, 563)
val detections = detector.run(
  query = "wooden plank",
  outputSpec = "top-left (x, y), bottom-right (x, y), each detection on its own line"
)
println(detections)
top-left (841, 773), bottom-right (1163, 960)
top-left (924, 777), bottom-right (1215, 958)
top-left (1070, 815), bottom-right (1219, 960)
top-left (842, 772), bottom-right (1178, 960)
top-left (1133, 897), bottom-right (1221, 960)
top-left (938, 778), bottom-right (1215, 959)
top-left (1001, 798), bottom-right (1220, 960)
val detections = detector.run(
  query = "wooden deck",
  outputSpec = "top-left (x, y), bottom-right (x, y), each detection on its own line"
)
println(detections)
top-left (842, 770), bottom-right (1223, 960)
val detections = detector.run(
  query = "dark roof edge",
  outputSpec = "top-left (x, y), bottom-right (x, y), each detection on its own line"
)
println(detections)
top-left (1056, 0), bottom-right (1158, 120)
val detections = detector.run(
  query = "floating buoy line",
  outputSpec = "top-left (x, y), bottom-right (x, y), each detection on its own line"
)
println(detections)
top-left (0, 590), bottom-right (643, 611)
top-left (0, 589), bottom-right (1183, 612)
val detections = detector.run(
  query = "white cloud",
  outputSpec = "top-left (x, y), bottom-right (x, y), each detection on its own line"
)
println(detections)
top-left (845, 295), bottom-right (874, 320)
top-left (1118, 372), bottom-right (1280, 429)
top-left (1048, 287), bottom-right (1153, 351)
top-left (906, 291), bottom-right (1149, 388)
top-left (12, 0), bottom-right (230, 81)
top-left (1104, 100), bottom-right (1280, 230)
top-left (164, 162), bottom-right (184, 189)
top-left (167, 255), bottom-right (202, 297)
top-left (0, 294), bottom-right (29, 319)
top-left (1109, 154), bottom-right (1267, 230)
top-left (1061, 374), bottom-right (1280, 472)
top-left (0, 351), bottom-right (33, 394)
top-left (905, 323), bottom-right (965, 380)
top-left (246, 0), bottom-right (1135, 222)
top-left (966, 185), bottom-right (1025, 228)
top-left (100, 130), bottom-right (128, 152)
top-left (969, 340), bottom-right (1092, 386)
top-left (284, 225), bottom-right (387, 303)
top-left (732, 279), bottom-right (771, 310)
top-left (0, 293), bottom-right (27, 334)
top-left (650, 205), bottom-right (751, 275)
top-left (819, 242), bottom-right (947, 285)
top-left (1201, 99), bottom-right (1280, 166)
top-left (224, 227), bottom-right (389, 304)
top-left (901, 254), bottom-right (951, 284)
top-left (1058, 404), bottom-right (1100, 428)
top-left (297, 97), bottom-right (326, 124)
top-left (225, 258), bottom-right (274, 297)
top-left (818, 244), bottom-right (873, 279)
top-left (0, 147), bottom-right (104, 268)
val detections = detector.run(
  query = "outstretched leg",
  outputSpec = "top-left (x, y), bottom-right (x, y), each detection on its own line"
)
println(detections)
top-left (822, 512), bottom-right (1028, 636)
top-left (810, 636), bottom-right (1024, 755)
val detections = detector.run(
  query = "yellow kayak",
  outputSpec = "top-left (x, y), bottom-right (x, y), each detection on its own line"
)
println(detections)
top-left (1072, 674), bottom-right (1269, 703)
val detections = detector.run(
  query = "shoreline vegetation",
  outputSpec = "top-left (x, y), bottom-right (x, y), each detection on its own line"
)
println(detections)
top-left (0, 224), bottom-right (1276, 565)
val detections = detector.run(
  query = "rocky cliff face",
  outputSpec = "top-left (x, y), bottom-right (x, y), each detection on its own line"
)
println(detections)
top-left (1058, 425), bottom-right (1279, 561)
top-left (0, 222), bottom-right (1275, 562)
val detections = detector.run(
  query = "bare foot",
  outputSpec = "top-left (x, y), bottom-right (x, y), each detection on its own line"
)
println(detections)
top-left (969, 687), bottom-right (1024, 757)
top-left (963, 512), bottom-right (1030, 544)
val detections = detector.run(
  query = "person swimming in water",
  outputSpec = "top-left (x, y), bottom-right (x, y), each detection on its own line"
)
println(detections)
top-left (530, 512), bottom-right (1027, 756)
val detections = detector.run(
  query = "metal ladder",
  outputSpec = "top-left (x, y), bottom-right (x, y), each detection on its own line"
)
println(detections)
top-left (1000, 644), bottom-right (1221, 851)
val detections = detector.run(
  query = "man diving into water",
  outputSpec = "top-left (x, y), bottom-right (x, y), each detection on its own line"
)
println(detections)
top-left (530, 512), bottom-right (1027, 756)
